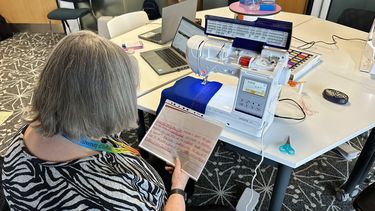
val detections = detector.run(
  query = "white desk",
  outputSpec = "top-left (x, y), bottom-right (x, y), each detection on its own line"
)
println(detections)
top-left (292, 17), bottom-right (375, 201)
top-left (136, 12), bottom-right (375, 211)
top-left (110, 7), bottom-right (315, 97)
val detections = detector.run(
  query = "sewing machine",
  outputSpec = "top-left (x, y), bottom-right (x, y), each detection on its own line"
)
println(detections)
top-left (185, 16), bottom-right (293, 137)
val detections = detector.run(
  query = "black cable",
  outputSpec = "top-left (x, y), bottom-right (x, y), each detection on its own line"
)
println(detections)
top-left (292, 34), bottom-right (367, 50)
top-left (274, 98), bottom-right (306, 121)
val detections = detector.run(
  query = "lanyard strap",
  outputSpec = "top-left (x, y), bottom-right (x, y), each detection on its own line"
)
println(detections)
top-left (62, 134), bottom-right (140, 156)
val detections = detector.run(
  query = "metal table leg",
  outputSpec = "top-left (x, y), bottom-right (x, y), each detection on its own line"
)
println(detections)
top-left (336, 129), bottom-right (375, 201)
top-left (269, 163), bottom-right (293, 211)
top-left (223, 143), bottom-right (293, 210)
top-left (137, 110), bottom-right (146, 140)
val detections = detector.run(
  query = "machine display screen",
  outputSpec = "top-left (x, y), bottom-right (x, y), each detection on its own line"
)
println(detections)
top-left (242, 79), bottom-right (268, 97)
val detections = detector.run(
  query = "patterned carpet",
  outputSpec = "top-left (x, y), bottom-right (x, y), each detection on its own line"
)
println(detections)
top-left (0, 33), bottom-right (63, 154)
top-left (0, 32), bottom-right (374, 210)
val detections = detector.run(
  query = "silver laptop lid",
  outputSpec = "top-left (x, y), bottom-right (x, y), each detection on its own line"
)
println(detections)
top-left (171, 17), bottom-right (205, 57)
top-left (161, 0), bottom-right (198, 43)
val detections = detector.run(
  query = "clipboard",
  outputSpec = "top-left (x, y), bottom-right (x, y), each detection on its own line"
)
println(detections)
top-left (139, 100), bottom-right (223, 181)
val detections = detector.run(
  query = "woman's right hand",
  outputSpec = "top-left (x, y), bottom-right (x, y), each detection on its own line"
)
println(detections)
top-left (168, 158), bottom-right (189, 190)
top-left (164, 158), bottom-right (188, 211)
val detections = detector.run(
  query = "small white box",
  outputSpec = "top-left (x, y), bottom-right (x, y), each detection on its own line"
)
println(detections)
top-left (236, 188), bottom-right (259, 211)
top-left (98, 16), bottom-right (113, 39)
top-left (336, 143), bottom-right (360, 161)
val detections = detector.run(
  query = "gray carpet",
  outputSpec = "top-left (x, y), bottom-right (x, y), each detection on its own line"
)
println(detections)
top-left (0, 32), bottom-right (374, 210)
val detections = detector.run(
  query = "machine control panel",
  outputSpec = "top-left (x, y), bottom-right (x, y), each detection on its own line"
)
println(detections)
top-left (235, 76), bottom-right (270, 118)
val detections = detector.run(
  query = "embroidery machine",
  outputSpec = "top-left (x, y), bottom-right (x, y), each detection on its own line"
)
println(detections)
top-left (185, 16), bottom-right (293, 137)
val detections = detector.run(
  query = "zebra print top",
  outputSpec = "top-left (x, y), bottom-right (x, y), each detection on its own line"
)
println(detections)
top-left (2, 126), bottom-right (167, 210)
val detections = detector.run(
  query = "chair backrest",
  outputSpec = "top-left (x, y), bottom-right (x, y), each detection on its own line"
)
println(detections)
top-left (353, 182), bottom-right (375, 210)
top-left (107, 11), bottom-right (149, 39)
top-left (337, 8), bottom-right (375, 32)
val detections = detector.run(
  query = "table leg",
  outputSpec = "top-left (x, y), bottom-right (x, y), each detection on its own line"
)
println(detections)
top-left (137, 110), bottom-right (146, 140)
top-left (148, 113), bottom-right (156, 125)
top-left (338, 129), bottom-right (375, 198)
top-left (269, 163), bottom-right (293, 211)
top-left (197, 0), bottom-right (203, 11)
top-left (137, 110), bottom-right (152, 159)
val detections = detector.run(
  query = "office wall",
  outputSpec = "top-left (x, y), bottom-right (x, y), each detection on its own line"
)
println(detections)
top-left (365, 0), bottom-right (375, 9)
top-left (0, 0), bottom-right (58, 23)
top-left (276, 0), bottom-right (308, 14)
top-left (93, 0), bottom-right (143, 16)
top-left (0, 0), bottom-right (142, 32)
top-left (81, 0), bottom-right (143, 31)
top-left (0, 0), bottom-right (143, 23)
top-left (202, 0), bottom-right (227, 9)
top-left (327, 0), bottom-right (375, 22)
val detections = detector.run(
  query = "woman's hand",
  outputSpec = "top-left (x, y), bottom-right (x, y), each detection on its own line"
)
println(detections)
top-left (163, 157), bottom-right (188, 210)
top-left (165, 158), bottom-right (189, 190)
top-left (165, 164), bottom-right (174, 174)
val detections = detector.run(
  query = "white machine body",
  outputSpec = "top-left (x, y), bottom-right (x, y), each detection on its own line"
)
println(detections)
top-left (186, 35), bottom-right (291, 137)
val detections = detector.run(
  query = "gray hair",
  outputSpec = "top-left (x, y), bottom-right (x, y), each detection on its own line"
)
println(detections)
top-left (28, 31), bottom-right (139, 139)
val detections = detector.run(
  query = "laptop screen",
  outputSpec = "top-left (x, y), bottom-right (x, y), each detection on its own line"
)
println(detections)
top-left (171, 17), bottom-right (205, 57)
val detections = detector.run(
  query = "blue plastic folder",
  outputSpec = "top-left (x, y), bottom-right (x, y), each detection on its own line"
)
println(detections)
top-left (156, 76), bottom-right (222, 114)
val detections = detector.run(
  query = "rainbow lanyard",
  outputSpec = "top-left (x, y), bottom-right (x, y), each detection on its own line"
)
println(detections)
top-left (62, 134), bottom-right (140, 156)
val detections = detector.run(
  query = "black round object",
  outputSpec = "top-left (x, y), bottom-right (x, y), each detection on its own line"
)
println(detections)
top-left (322, 88), bottom-right (349, 105)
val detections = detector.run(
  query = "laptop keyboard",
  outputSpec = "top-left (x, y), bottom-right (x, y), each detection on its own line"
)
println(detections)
top-left (155, 48), bottom-right (187, 68)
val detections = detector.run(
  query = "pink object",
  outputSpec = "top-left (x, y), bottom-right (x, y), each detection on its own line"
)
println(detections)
top-left (229, 2), bottom-right (281, 16)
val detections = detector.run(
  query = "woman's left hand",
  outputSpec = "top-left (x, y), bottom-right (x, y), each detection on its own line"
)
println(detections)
top-left (169, 158), bottom-right (189, 190)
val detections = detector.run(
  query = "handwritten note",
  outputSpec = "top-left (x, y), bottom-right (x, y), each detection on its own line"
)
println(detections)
top-left (139, 100), bottom-right (223, 180)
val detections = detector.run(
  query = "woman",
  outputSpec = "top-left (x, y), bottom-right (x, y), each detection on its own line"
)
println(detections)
top-left (2, 31), bottom-right (189, 210)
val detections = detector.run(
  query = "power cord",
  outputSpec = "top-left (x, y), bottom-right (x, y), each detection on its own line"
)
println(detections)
top-left (245, 121), bottom-right (268, 211)
top-left (274, 98), bottom-right (306, 121)
top-left (244, 98), bottom-right (304, 210)
top-left (292, 35), bottom-right (367, 50)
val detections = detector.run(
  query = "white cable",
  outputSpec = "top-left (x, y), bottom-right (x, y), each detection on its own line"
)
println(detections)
top-left (347, 141), bottom-right (353, 147)
top-left (368, 19), bottom-right (375, 41)
top-left (245, 122), bottom-right (268, 211)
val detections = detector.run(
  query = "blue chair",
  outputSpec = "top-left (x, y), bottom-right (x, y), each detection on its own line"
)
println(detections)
top-left (47, 0), bottom-right (94, 33)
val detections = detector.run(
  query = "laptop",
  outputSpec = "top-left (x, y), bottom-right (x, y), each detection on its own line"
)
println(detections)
top-left (138, 0), bottom-right (197, 45)
top-left (140, 17), bottom-right (205, 75)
